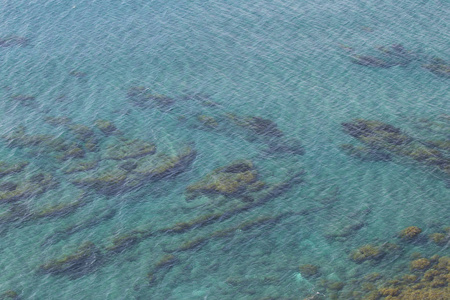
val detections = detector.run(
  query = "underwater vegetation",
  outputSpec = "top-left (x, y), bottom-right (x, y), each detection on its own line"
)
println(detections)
top-left (38, 241), bottom-right (103, 277)
top-left (72, 147), bottom-right (196, 194)
top-left (398, 226), bottom-right (422, 241)
top-left (339, 144), bottom-right (391, 162)
top-left (149, 210), bottom-right (314, 286)
top-left (346, 43), bottom-right (450, 81)
top-left (0, 161), bottom-right (29, 178)
top-left (103, 138), bottom-right (156, 160)
top-left (125, 86), bottom-right (305, 157)
top-left (40, 207), bottom-right (117, 247)
top-left (0, 290), bottom-right (19, 300)
top-left (0, 172), bottom-right (58, 204)
top-left (334, 255), bottom-right (450, 299)
top-left (349, 44), bottom-right (416, 68)
top-left (422, 58), bottom-right (450, 79)
top-left (127, 86), bottom-right (175, 108)
top-left (37, 166), bottom-right (305, 279)
top-left (341, 119), bottom-right (450, 177)
top-left (185, 160), bottom-right (262, 200)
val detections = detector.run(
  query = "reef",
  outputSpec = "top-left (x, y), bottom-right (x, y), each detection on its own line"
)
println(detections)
top-left (0, 173), bottom-right (58, 204)
top-left (351, 55), bottom-right (397, 68)
top-left (32, 196), bottom-right (86, 219)
top-left (127, 86), bottom-right (175, 108)
top-left (429, 232), bottom-right (449, 245)
top-left (69, 70), bottom-right (87, 78)
top-left (104, 138), bottom-right (156, 160)
top-left (0, 290), bottom-right (19, 300)
top-left (342, 119), bottom-right (450, 176)
top-left (2, 126), bottom-right (57, 149)
top-left (410, 258), bottom-right (431, 271)
top-left (38, 241), bottom-right (103, 277)
top-left (349, 44), bottom-right (416, 68)
top-left (0, 36), bottom-right (29, 47)
top-left (398, 226), bottom-right (422, 241)
top-left (184, 111), bottom-right (304, 156)
top-left (62, 160), bottom-right (98, 174)
top-left (340, 255), bottom-right (449, 299)
top-left (226, 114), bottom-right (284, 137)
top-left (95, 119), bottom-right (119, 135)
top-left (339, 144), bottom-right (391, 161)
top-left (185, 160), bottom-right (261, 200)
top-left (0, 161), bottom-right (28, 178)
top-left (71, 168), bottom-right (128, 194)
top-left (10, 94), bottom-right (36, 105)
top-left (147, 254), bottom-right (179, 285)
top-left (41, 208), bottom-right (117, 247)
top-left (196, 114), bottom-right (219, 129)
top-left (44, 116), bottom-right (72, 126)
top-left (299, 264), bottom-right (321, 278)
top-left (423, 58), bottom-right (450, 79)
top-left (73, 147), bottom-right (196, 194)
top-left (324, 208), bottom-right (371, 241)
top-left (67, 124), bottom-right (96, 142)
top-left (350, 244), bottom-right (386, 263)
top-left (132, 147), bottom-right (196, 180)
top-left (105, 227), bottom-right (153, 253)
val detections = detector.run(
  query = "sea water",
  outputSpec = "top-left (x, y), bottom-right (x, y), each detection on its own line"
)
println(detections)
top-left (0, 0), bottom-right (449, 299)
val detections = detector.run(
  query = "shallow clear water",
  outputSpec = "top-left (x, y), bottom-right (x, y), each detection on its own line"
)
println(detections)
top-left (0, 1), bottom-right (449, 299)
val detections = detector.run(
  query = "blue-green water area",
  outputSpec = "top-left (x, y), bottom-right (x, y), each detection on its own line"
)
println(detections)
top-left (0, 1), bottom-right (449, 299)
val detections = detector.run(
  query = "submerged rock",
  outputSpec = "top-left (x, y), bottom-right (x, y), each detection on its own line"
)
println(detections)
top-left (72, 168), bottom-right (128, 195)
top-left (0, 173), bottom-right (58, 203)
top-left (32, 196), bottom-right (86, 219)
top-left (69, 70), bottom-right (87, 78)
top-left (350, 244), bottom-right (385, 263)
top-left (0, 161), bottom-right (28, 178)
top-left (342, 119), bottom-right (410, 148)
top-left (10, 94), bottom-right (36, 105)
top-left (131, 147), bottom-right (196, 180)
top-left (104, 138), bottom-right (156, 160)
top-left (185, 160), bottom-right (260, 200)
top-left (0, 290), bottom-right (19, 300)
top-left (0, 36), bottom-right (30, 47)
top-left (339, 144), bottom-right (391, 161)
top-left (227, 114), bottom-right (284, 137)
top-left (38, 241), bottom-right (102, 276)
top-left (94, 119), bottom-right (119, 135)
top-left (62, 160), bottom-right (98, 174)
top-left (127, 86), bottom-right (175, 108)
top-left (398, 226), bottom-right (422, 241)
top-left (44, 116), bottom-right (72, 126)
top-left (351, 55), bottom-right (397, 68)
top-left (423, 58), bottom-right (450, 78)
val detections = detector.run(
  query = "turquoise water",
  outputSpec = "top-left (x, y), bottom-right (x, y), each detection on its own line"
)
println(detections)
top-left (0, 1), bottom-right (449, 299)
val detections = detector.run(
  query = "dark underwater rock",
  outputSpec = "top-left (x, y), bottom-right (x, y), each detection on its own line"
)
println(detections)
top-left (227, 114), bottom-right (284, 137)
top-left (127, 86), bottom-right (175, 108)
top-left (422, 58), bottom-right (450, 78)
top-left (339, 144), bottom-right (391, 161)
top-left (0, 161), bottom-right (28, 178)
top-left (38, 241), bottom-right (102, 277)
top-left (351, 55), bottom-right (397, 68)
top-left (104, 138), bottom-right (156, 160)
top-left (0, 36), bottom-right (30, 47)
